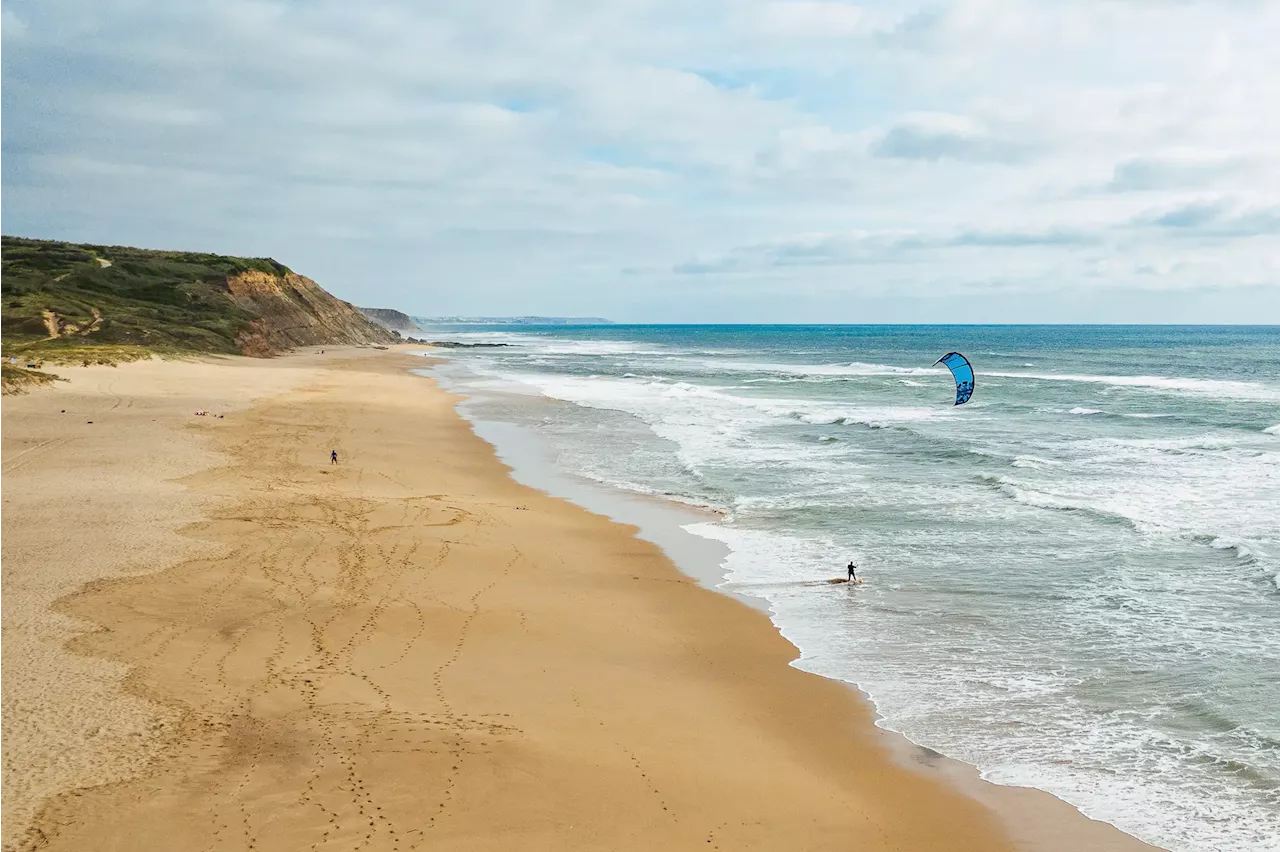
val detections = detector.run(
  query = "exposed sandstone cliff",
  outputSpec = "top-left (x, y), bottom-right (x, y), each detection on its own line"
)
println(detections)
top-left (225, 271), bottom-right (397, 355)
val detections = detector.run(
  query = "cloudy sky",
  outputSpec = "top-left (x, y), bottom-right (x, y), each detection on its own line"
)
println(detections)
top-left (4, 0), bottom-right (1279, 322)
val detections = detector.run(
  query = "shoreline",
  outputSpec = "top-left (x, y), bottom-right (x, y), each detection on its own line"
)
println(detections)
top-left (3, 349), bottom-right (1154, 851)
top-left (426, 355), bottom-right (1165, 852)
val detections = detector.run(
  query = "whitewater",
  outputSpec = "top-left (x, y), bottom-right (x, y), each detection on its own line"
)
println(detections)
top-left (426, 325), bottom-right (1280, 852)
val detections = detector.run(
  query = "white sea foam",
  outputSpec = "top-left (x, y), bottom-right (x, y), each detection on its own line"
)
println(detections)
top-left (787, 406), bottom-right (955, 429)
top-left (1061, 407), bottom-right (1176, 419)
top-left (1081, 434), bottom-right (1243, 455)
top-left (985, 475), bottom-right (1123, 519)
top-left (1208, 537), bottom-right (1259, 564)
top-left (684, 519), bottom-right (1280, 852)
top-left (1011, 455), bottom-right (1062, 469)
top-left (573, 472), bottom-right (719, 511)
top-left (986, 370), bottom-right (1280, 402)
top-left (533, 340), bottom-right (670, 356)
top-left (503, 370), bottom-right (959, 442)
top-left (1265, 424), bottom-right (1280, 435)
top-left (641, 355), bottom-right (1280, 404)
top-left (714, 360), bottom-right (946, 378)
top-left (433, 330), bottom-right (668, 357)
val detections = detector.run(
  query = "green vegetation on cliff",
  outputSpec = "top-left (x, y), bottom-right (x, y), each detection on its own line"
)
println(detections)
top-left (2, 236), bottom-right (284, 358)
top-left (1, 236), bottom-right (393, 367)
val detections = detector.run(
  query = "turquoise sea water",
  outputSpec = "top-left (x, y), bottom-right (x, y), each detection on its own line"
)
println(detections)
top-left (429, 325), bottom-right (1280, 852)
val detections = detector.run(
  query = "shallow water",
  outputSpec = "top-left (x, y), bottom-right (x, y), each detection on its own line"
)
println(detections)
top-left (427, 325), bottom-right (1280, 852)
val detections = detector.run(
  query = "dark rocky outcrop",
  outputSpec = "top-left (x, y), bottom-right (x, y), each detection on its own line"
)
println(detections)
top-left (426, 341), bottom-right (511, 348)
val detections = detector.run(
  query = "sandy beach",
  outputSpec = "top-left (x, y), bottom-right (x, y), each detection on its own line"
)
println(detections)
top-left (2, 349), bottom-right (1157, 851)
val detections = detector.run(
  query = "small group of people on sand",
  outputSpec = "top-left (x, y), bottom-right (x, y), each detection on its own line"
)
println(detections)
top-left (194, 410), bottom-right (223, 418)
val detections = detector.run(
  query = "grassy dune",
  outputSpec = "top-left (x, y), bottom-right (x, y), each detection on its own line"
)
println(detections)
top-left (2, 236), bottom-right (290, 363)
top-left (0, 364), bottom-right (64, 395)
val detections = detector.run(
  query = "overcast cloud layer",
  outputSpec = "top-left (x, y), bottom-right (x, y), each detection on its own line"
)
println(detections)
top-left (4, 0), bottom-right (1279, 322)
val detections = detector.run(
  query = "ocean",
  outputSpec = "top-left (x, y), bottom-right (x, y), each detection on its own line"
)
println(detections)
top-left (424, 325), bottom-right (1280, 852)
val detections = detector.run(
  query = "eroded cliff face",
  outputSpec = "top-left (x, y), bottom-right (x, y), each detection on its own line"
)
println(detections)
top-left (224, 271), bottom-right (397, 355)
top-left (358, 307), bottom-right (421, 334)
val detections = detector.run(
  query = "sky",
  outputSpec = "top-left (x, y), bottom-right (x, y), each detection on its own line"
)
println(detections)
top-left (3, 0), bottom-right (1280, 323)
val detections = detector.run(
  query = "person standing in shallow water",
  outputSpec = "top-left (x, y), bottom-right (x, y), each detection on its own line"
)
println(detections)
top-left (847, 561), bottom-right (857, 582)
top-left (330, 450), bottom-right (339, 465)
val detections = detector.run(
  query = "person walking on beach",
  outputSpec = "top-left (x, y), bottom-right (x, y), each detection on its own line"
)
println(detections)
top-left (847, 561), bottom-right (857, 582)
top-left (330, 449), bottom-right (339, 465)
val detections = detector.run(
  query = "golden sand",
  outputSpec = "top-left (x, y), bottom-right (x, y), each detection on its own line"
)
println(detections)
top-left (2, 349), bottom-right (1156, 851)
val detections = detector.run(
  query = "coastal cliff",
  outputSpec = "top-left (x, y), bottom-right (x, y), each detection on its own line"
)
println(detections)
top-left (1, 236), bottom-right (396, 361)
top-left (225, 271), bottom-right (398, 355)
top-left (358, 306), bottom-right (421, 334)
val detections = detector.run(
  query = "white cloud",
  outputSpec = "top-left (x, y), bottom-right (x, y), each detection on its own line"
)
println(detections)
top-left (2, 0), bottom-right (1279, 320)
top-left (671, 224), bottom-right (1103, 276)
top-left (870, 112), bottom-right (1035, 163)
top-left (752, 2), bottom-right (874, 38)
top-left (1136, 199), bottom-right (1280, 236)
top-left (1104, 154), bottom-right (1250, 192)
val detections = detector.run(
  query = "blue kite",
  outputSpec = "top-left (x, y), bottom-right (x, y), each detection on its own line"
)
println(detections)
top-left (934, 352), bottom-right (975, 406)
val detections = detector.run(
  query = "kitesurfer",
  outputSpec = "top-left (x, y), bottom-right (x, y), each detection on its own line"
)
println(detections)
top-left (933, 352), bottom-right (975, 406)
top-left (847, 561), bottom-right (857, 582)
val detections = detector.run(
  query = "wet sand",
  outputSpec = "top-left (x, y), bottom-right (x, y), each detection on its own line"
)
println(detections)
top-left (2, 349), bottom-right (1156, 851)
